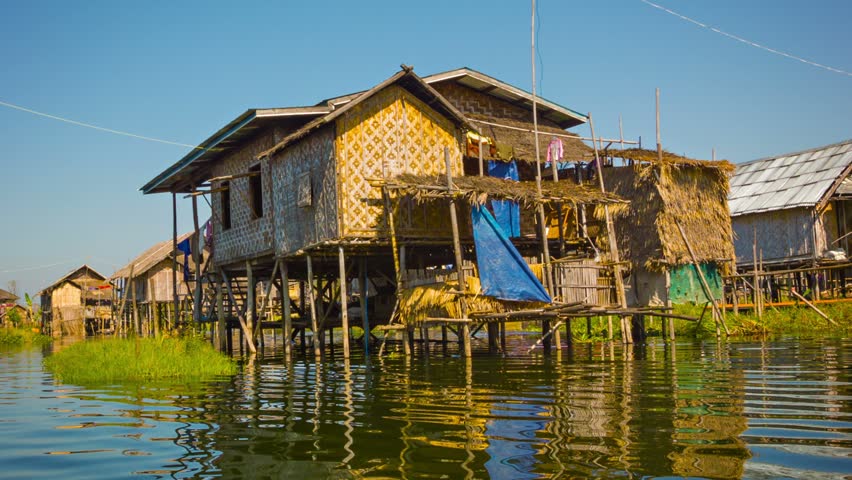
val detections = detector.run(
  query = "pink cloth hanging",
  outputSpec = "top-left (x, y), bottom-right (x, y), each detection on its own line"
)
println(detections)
top-left (547, 138), bottom-right (564, 163)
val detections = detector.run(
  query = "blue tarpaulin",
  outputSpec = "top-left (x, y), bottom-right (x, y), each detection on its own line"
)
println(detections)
top-left (487, 160), bottom-right (521, 237)
top-left (472, 205), bottom-right (551, 303)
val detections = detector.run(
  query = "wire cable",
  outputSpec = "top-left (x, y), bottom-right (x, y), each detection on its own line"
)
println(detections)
top-left (641, 0), bottom-right (852, 78)
top-left (0, 99), bottom-right (203, 148)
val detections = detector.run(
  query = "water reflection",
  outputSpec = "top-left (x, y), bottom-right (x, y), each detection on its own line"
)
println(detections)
top-left (0, 337), bottom-right (850, 479)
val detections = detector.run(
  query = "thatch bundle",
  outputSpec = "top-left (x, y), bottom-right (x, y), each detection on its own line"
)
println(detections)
top-left (602, 163), bottom-right (734, 272)
top-left (388, 173), bottom-right (625, 206)
top-left (467, 114), bottom-right (594, 163)
top-left (605, 148), bottom-right (735, 171)
top-left (397, 276), bottom-right (544, 325)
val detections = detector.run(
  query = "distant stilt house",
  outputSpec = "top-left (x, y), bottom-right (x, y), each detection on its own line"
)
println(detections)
top-left (0, 288), bottom-right (22, 326)
top-left (729, 139), bottom-right (852, 269)
top-left (728, 139), bottom-right (851, 302)
top-left (38, 265), bottom-right (112, 336)
top-left (603, 151), bottom-right (736, 307)
top-left (140, 66), bottom-right (729, 356)
top-left (110, 231), bottom-right (208, 333)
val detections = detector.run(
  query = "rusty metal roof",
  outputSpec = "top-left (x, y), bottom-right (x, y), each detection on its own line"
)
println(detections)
top-left (728, 139), bottom-right (852, 217)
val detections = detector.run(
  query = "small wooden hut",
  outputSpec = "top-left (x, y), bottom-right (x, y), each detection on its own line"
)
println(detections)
top-left (0, 288), bottom-right (22, 326)
top-left (602, 151), bottom-right (736, 307)
top-left (111, 231), bottom-right (208, 332)
top-left (38, 265), bottom-right (112, 336)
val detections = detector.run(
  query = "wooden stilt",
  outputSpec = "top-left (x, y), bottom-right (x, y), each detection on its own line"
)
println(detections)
top-left (500, 320), bottom-right (507, 353)
top-left (542, 320), bottom-right (552, 355)
top-left (216, 276), bottom-right (226, 350)
top-left (445, 147), bottom-right (471, 357)
top-left (338, 246), bottom-right (351, 359)
top-left (359, 258), bottom-right (369, 355)
top-left (441, 325), bottom-right (449, 354)
top-left (421, 326), bottom-right (430, 355)
top-left (172, 192), bottom-right (179, 329)
top-left (589, 113), bottom-right (631, 344)
top-left (222, 271), bottom-right (257, 354)
top-left (487, 322), bottom-right (498, 353)
top-left (192, 195), bottom-right (202, 325)
top-left (281, 261), bottom-right (292, 357)
top-left (246, 261), bottom-right (256, 351)
top-left (306, 255), bottom-right (321, 358)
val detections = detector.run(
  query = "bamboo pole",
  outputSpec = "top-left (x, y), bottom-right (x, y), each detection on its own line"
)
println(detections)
top-left (192, 195), bottom-right (202, 325)
top-left (281, 261), bottom-right (292, 357)
top-left (753, 226), bottom-right (762, 319)
top-left (531, 0), bottom-right (554, 299)
top-left (478, 139), bottom-right (485, 177)
top-left (246, 261), bottom-right (256, 351)
top-left (589, 113), bottom-right (631, 343)
top-left (216, 274), bottom-right (226, 351)
top-left (306, 254), bottom-right (321, 358)
top-left (338, 246), bottom-right (351, 359)
top-left (172, 192), bottom-right (179, 329)
top-left (790, 288), bottom-right (837, 325)
top-left (446, 147), bottom-right (471, 357)
top-left (360, 258), bottom-right (370, 355)
top-left (675, 221), bottom-right (730, 335)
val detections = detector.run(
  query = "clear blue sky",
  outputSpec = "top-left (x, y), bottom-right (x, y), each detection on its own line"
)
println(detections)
top-left (1, 0), bottom-right (850, 301)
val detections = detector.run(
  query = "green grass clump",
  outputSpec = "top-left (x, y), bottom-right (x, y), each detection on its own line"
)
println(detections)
top-left (672, 301), bottom-right (851, 337)
top-left (44, 336), bottom-right (237, 384)
top-left (0, 327), bottom-right (52, 346)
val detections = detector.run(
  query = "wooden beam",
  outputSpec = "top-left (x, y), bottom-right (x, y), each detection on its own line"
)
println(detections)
top-left (221, 270), bottom-right (256, 354)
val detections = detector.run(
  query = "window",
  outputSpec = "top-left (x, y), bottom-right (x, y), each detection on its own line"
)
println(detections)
top-left (249, 165), bottom-right (263, 218)
top-left (221, 182), bottom-right (232, 230)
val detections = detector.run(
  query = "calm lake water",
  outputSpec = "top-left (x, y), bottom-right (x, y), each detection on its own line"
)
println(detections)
top-left (1, 335), bottom-right (850, 479)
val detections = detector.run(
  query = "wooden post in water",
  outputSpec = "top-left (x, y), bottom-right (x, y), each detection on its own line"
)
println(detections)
top-left (246, 261), bottom-right (256, 352)
top-left (446, 147), bottom-right (471, 357)
top-left (753, 226), bottom-right (762, 320)
top-left (192, 194), bottom-right (202, 326)
top-left (216, 274), bottom-right (226, 351)
top-left (281, 261), bottom-right (292, 357)
top-left (306, 255), bottom-right (321, 358)
top-left (359, 258), bottom-right (370, 355)
top-left (172, 192), bottom-right (179, 330)
top-left (589, 113), bottom-right (631, 343)
top-left (338, 246), bottom-right (351, 359)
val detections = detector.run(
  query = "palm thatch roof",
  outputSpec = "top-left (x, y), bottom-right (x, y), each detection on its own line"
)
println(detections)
top-left (385, 173), bottom-right (626, 206)
top-left (0, 288), bottom-right (18, 303)
top-left (602, 163), bottom-right (734, 272)
top-left (467, 114), bottom-right (594, 163)
top-left (112, 232), bottom-right (194, 280)
top-left (605, 148), bottom-right (735, 171)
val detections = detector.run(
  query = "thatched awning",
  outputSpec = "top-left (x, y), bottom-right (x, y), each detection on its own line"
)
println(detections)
top-left (384, 173), bottom-right (626, 206)
top-left (467, 114), bottom-right (594, 163)
top-left (605, 148), bottom-right (735, 171)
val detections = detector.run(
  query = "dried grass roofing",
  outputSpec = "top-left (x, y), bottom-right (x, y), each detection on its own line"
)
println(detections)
top-left (386, 173), bottom-right (625, 206)
top-left (112, 232), bottom-right (194, 280)
top-left (603, 163), bottom-right (734, 270)
top-left (605, 148), bottom-right (735, 171)
top-left (38, 265), bottom-right (108, 296)
top-left (0, 288), bottom-right (18, 303)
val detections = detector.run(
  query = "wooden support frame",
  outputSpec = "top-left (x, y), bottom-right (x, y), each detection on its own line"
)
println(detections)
top-left (221, 269), bottom-right (257, 354)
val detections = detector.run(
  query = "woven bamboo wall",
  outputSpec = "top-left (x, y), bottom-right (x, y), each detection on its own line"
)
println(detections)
top-left (335, 84), bottom-right (464, 238)
top-left (270, 124), bottom-right (338, 255)
top-left (211, 129), bottom-right (276, 266)
top-left (732, 207), bottom-right (816, 265)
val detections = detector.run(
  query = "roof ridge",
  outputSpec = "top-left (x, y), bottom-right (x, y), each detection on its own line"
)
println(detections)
top-left (737, 138), bottom-right (852, 167)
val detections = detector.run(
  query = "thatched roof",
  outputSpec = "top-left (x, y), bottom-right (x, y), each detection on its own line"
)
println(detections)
top-left (386, 173), bottom-right (626, 206)
top-left (38, 265), bottom-right (108, 296)
top-left (0, 288), bottom-right (18, 303)
top-left (467, 114), bottom-right (594, 163)
top-left (605, 148), bottom-right (735, 171)
top-left (112, 232), bottom-right (194, 280)
top-left (603, 163), bottom-right (734, 271)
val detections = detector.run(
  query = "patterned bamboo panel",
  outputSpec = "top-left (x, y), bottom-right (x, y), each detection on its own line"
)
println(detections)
top-left (336, 85), bottom-right (464, 238)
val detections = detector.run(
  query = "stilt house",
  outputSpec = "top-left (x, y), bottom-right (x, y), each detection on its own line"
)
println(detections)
top-left (728, 139), bottom-right (852, 269)
top-left (38, 265), bottom-right (112, 335)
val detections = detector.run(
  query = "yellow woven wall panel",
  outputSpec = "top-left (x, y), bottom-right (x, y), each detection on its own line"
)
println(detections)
top-left (336, 85), bottom-right (463, 238)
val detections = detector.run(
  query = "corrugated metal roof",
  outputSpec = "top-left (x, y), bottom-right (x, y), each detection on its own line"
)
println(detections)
top-left (728, 139), bottom-right (852, 217)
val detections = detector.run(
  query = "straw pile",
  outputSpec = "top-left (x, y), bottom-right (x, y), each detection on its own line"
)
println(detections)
top-left (602, 162), bottom-right (734, 273)
top-left (388, 173), bottom-right (625, 207)
top-left (398, 274), bottom-right (546, 325)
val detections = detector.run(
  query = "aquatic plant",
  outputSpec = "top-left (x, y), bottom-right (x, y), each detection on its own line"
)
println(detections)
top-left (44, 336), bottom-right (237, 384)
top-left (0, 327), bottom-right (52, 346)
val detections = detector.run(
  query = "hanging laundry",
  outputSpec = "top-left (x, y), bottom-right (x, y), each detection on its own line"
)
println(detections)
top-left (487, 160), bottom-right (521, 237)
top-left (547, 137), bottom-right (564, 163)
